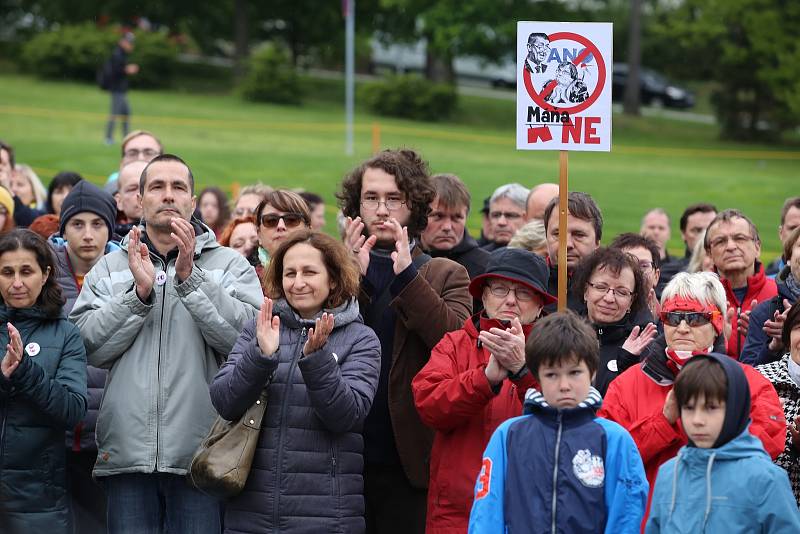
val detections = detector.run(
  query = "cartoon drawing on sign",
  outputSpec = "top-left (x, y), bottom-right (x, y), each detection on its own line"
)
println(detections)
top-left (544, 61), bottom-right (589, 105)
top-left (524, 32), bottom-right (551, 91)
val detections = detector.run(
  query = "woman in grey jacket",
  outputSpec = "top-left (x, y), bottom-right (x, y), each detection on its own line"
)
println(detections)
top-left (210, 230), bottom-right (381, 534)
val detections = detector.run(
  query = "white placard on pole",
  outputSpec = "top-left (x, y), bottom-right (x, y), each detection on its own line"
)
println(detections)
top-left (516, 22), bottom-right (613, 152)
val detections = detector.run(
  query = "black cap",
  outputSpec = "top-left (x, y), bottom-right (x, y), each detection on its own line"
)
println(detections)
top-left (481, 196), bottom-right (491, 214)
top-left (468, 247), bottom-right (556, 304)
top-left (59, 180), bottom-right (118, 240)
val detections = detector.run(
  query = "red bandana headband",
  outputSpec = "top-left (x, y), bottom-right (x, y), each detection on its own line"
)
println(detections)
top-left (661, 295), bottom-right (724, 335)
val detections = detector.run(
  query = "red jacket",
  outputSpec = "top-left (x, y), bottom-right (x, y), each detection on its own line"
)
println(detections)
top-left (719, 263), bottom-right (777, 358)
top-left (598, 358), bottom-right (786, 524)
top-left (411, 315), bottom-right (537, 534)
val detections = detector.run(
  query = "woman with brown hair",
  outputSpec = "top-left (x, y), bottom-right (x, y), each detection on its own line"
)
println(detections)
top-left (254, 189), bottom-right (311, 279)
top-left (198, 186), bottom-right (231, 238)
top-left (210, 230), bottom-right (381, 534)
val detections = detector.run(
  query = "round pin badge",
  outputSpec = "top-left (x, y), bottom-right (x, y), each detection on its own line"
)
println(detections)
top-left (25, 342), bottom-right (41, 357)
top-left (155, 271), bottom-right (168, 286)
top-left (607, 359), bottom-right (618, 372)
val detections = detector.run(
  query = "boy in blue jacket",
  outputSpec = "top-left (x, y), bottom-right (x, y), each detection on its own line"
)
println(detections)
top-left (646, 352), bottom-right (800, 533)
top-left (468, 310), bottom-right (648, 534)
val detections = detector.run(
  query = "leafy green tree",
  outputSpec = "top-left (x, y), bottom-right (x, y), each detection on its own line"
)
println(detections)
top-left (648, 0), bottom-right (800, 140)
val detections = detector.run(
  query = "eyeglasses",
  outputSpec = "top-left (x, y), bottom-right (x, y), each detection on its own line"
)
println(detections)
top-left (123, 148), bottom-right (160, 160)
top-left (486, 283), bottom-right (538, 302)
top-left (360, 198), bottom-right (406, 211)
top-left (260, 212), bottom-right (307, 229)
top-left (708, 234), bottom-right (756, 250)
top-left (489, 211), bottom-right (523, 221)
top-left (587, 281), bottom-right (633, 299)
top-left (660, 311), bottom-right (716, 328)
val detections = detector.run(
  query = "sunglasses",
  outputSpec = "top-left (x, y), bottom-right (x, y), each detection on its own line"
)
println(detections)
top-left (660, 311), bottom-right (715, 328)
top-left (260, 213), bottom-right (306, 229)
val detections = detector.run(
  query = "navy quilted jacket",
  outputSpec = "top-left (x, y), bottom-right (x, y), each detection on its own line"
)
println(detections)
top-left (210, 298), bottom-right (381, 534)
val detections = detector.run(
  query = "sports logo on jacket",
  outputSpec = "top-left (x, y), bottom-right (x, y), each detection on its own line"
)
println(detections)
top-left (572, 449), bottom-right (604, 488)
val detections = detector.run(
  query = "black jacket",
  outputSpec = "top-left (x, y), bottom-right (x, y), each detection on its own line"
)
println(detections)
top-left (210, 298), bottom-right (381, 534)
top-left (657, 249), bottom-right (690, 298)
top-left (108, 45), bottom-right (129, 92)
top-left (590, 309), bottom-right (653, 396)
top-left (427, 231), bottom-right (489, 280)
top-left (0, 306), bottom-right (87, 534)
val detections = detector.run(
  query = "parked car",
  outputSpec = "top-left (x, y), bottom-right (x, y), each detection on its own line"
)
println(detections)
top-left (612, 63), bottom-right (695, 109)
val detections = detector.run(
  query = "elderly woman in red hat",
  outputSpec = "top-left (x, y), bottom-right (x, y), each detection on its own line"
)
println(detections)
top-left (412, 247), bottom-right (556, 534)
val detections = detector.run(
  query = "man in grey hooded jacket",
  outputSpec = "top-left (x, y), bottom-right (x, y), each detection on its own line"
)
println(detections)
top-left (70, 154), bottom-right (262, 533)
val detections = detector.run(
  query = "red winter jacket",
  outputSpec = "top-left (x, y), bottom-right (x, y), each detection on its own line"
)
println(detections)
top-left (598, 357), bottom-right (786, 524)
top-left (719, 263), bottom-right (777, 359)
top-left (411, 315), bottom-right (537, 534)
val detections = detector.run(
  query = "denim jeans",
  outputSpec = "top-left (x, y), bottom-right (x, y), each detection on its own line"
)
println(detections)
top-left (104, 473), bottom-right (221, 534)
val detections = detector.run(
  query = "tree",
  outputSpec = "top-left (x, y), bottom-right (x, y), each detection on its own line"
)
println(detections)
top-left (649, 0), bottom-right (800, 140)
top-left (623, 0), bottom-right (642, 115)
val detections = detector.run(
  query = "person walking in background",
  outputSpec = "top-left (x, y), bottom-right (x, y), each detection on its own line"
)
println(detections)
top-left (0, 229), bottom-right (88, 534)
top-left (103, 32), bottom-right (138, 145)
top-left (69, 154), bottom-right (262, 533)
top-left (210, 230), bottom-right (381, 533)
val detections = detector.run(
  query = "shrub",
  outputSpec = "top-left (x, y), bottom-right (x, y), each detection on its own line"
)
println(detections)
top-left (20, 24), bottom-right (177, 89)
top-left (239, 44), bottom-right (303, 105)
top-left (361, 75), bottom-right (457, 121)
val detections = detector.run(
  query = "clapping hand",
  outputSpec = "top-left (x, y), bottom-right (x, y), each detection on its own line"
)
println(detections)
top-left (344, 216), bottom-right (376, 276)
top-left (303, 313), bottom-right (334, 356)
top-left (386, 218), bottom-right (412, 275)
top-left (1, 323), bottom-right (23, 378)
top-left (128, 226), bottom-right (155, 302)
top-left (479, 317), bottom-right (526, 375)
top-left (171, 218), bottom-right (196, 283)
top-left (622, 323), bottom-right (658, 356)
top-left (256, 298), bottom-right (281, 356)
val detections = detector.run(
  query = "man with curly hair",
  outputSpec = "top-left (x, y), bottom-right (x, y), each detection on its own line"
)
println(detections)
top-left (338, 149), bottom-right (472, 534)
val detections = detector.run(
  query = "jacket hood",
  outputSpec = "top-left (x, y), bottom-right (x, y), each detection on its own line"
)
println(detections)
top-left (273, 297), bottom-right (361, 330)
top-left (686, 352), bottom-right (751, 449)
top-left (0, 304), bottom-right (54, 323)
top-left (522, 386), bottom-right (603, 419)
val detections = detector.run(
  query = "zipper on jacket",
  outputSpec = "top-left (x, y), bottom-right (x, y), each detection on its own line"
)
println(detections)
top-left (154, 259), bottom-right (167, 470)
top-left (273, 327), bottom-right (307, 531)
top-left (551, 412), bottom-right (563, 534)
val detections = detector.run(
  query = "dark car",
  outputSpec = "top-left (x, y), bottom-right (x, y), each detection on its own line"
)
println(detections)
top-left (612, 63), bottom-right (695, 109)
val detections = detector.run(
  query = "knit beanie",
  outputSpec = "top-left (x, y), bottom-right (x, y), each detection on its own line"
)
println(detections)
top-left (0, 186), bottom-right (14, 217)
top-left (58, 180), bottom-right (117, 238)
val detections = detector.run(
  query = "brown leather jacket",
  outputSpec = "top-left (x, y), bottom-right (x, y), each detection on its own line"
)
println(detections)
top-left (361, 252), bottom-right (471, 488)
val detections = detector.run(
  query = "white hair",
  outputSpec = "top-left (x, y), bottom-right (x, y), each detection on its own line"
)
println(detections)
top-left (508, 219), bottom-right (546, 252)
top-left (14, 163), bottom-right (47, 211)
top-left (489, 183), bottom-right (529, 210)
top-left (661, 271), bottom-right (727, 315)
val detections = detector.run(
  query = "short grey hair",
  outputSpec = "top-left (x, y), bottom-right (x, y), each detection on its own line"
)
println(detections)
top-left (489, 183), bottom-right (529, 211)
top-left (641, 207), bottom-right (670, 226)
top-left (661, 271), bottom-right (727, 317)
top-left (508, 220), bottom-right (546, 252)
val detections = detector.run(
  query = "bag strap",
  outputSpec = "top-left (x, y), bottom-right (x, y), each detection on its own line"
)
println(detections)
top-left (242, 376), bottom-right (271, 430)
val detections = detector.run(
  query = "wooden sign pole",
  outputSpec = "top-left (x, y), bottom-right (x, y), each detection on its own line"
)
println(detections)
top-left (557, 150), bottom-right (569, 311)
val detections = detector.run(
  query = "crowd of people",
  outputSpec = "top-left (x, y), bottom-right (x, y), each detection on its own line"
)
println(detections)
top-left (0, 131), bottom-right (799, 534)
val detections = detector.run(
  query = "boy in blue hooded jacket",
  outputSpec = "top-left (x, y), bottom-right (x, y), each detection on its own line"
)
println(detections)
top-left (646, 352), bottom-right (800, 533)
top-left (468, 310), bottom-right (648, 534)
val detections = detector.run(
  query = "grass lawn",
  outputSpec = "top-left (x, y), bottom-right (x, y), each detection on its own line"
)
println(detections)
top-left (0, 72), bottom-right (796, 258)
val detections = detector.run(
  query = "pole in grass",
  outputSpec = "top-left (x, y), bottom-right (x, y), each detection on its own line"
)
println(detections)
top-left (515, 21), bottom-right (613, 311)
top-left (344, 0), bottom-right (355, 155)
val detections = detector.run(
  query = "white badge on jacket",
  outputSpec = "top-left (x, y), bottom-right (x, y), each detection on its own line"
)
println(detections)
top-left (25, 342), bottom-right (41, 357)
top-left (155, 271), bottom-right (168, 286)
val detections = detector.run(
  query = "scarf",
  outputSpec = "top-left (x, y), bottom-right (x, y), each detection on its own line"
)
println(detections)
top-left (788, 356), bottom-right (800, 389)
top-left (785, 270), bottom-right (800, 301)
top-left (664, 346), bottom-right (713, 377)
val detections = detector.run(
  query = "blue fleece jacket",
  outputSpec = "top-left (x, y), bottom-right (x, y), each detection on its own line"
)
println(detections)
top-left (468, 387), bottom-right (648, 534)
top-left (646, 428), bottom-right (800, 533)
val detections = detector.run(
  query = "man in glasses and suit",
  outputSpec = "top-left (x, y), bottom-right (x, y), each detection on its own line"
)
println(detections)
top-left (338, 149), bottom-right (471, 534)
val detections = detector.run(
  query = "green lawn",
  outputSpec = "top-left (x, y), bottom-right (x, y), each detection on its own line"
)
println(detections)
top-left (0, 72), bottom-right (796, 258)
